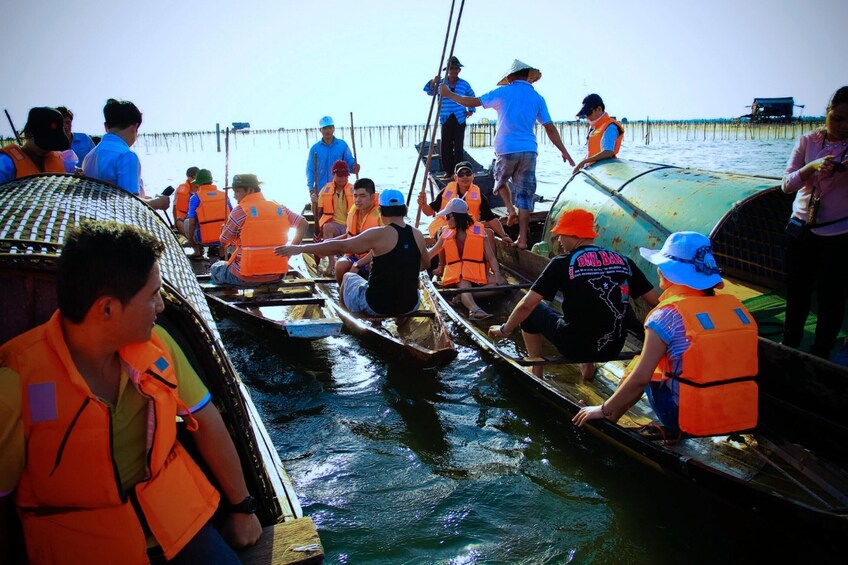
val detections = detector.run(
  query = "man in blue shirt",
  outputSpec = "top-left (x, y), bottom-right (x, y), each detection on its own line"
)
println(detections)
top-left (56, 106), bottom-right (96, 172)
top-left (441, 59), bottom-right (574, 250)
top-left (424, 55), bottom-right (476, 177)
top-left (82, 99), bottom-right (168, 210)
top-left (305, 116), bottom-right (359, 196)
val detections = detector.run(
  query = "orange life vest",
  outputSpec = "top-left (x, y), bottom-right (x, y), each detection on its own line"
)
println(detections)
top-left (586, 113), bottom-right (624, 159)
top-left (172, 180), bottom-right (195, 219)
top-left (428, 182), bottom-right (482, 238)
top-left (194, 184), bottom-right (228, 244)
top-left (0, 312), bottom-right (219, 563)
top-left (318, 182), bottom-right (354, 229)
top-left (0, 145), bottom-right (66, 178)
top-left (346, 193), bottom-right (382, 236)
top-left (441, 222), bottom-right (488, 286)
top-left (649, 286), bottom-right (759, 436)
top-left (227, 191), bottom-right (292, 276)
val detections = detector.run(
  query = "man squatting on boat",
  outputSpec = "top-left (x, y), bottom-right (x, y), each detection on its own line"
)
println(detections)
top-left (0, 221), bottom-right (261, 563)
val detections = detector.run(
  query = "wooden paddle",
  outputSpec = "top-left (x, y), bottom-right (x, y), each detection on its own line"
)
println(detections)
top-left (350, 112), bottom-right (359, 181)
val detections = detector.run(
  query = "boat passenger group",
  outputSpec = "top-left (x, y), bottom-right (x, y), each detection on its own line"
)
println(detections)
top-left (0, 53), bottom-right (846, 562)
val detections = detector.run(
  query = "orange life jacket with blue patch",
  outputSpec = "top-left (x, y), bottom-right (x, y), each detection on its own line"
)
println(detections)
top-left (650, 285), bottom-right (758, 436)
top-left (587, 113), bottom-right (624, 159)
top-left (441, 221), bottom-right (488, 286)
top-left (428, 182), bottom-right (482, 238)
top-left (227, 191), bottom-right (292, 276)
top-left (194, 184), bottom-right (228, 243)
top-left (172, 180), bottom-right (195, 220)
top-left (0, 312), bottom-right (219, 563)
top-left (0, 144), bottom-right (66, 178)
top-left (318, 182), bottom-right (354, 229)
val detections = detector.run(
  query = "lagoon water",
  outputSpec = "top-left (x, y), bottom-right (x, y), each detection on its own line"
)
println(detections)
top-left (139, 131), bottom-right (824, 563)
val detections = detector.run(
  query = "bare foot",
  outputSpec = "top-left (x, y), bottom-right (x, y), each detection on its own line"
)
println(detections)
top-left (506, 212), bottom-right (518, 227)
top-left (580, 362), bottom-right (596, 381)
top-left (515, 238), bottom-right (529, 250)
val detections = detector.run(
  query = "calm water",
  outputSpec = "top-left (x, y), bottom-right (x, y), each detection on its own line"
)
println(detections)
top-left (140, 132), bottom-right (827, 563)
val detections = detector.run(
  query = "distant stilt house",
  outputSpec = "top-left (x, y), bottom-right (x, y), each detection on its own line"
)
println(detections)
top-left (232, 122), bottom-right (250, 131)
top-left (742, 97), bottom-right (804, 123)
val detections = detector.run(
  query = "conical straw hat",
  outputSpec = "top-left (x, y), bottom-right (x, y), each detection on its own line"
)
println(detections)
top-left (497, 59), bottom-right (542, 85)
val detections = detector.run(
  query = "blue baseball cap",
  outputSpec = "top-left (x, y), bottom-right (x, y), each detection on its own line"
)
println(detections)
top-left (379, 189), bottom-right (405, 206)
top-left (318, 116), bottom-right (334, 128)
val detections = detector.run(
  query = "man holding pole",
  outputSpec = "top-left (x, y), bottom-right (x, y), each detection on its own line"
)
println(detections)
top-left (441, 60), bottom-right (575, 250)
top-left (423, 55), bottom-right (476, 178)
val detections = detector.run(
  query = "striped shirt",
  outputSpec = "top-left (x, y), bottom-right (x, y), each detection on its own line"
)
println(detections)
top-left (220, 201), bottom-right (302, 280)
top-left (645, 305), bottom-right (691, 400)
top-left (424, 77), bottom-right (476, 125)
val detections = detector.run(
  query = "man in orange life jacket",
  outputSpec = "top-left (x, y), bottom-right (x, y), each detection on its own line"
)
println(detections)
top-left (488, 209), bottom-right (659, 380)
top-left (0, 107), bottom-right (70, 184)
top-left (173, 166), bottom-right (199, 235)
top-left (210, 173), bottom-right (308, 286)
top-left (185, 168), bottom-right (230, 259)
top-left (316, 160), bottom-right (355, 275)
top-left (333, 177), bottom-right (383, 284)
top-left (572, 93), bottom-right (624, 175)
top-left (573, 232), bottom-right (759, 437)
top-left (0, 220), bottom-right (261, 564)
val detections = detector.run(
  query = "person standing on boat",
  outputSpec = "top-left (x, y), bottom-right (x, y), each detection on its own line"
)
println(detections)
top-left (488, 209), bottom-right (658, 380)
top-left (423, 55), bottom-right (476, 177)
top-left (82, 98), bottom-right (169, 211)
top-left (334, 177), bottom-right (383, 284)
top-left (316, 160), bottom-right (355, 275)
top-left (572, 93), bottom-right (624, 174)
top-left (306, 116), bottom-right (359, 197)
top-left (440, 59), bottom-right (575, 250)
top-left (211, 174), bottom-right (308, 286)
top-left (427, 198), bottom-right (504, 320)
top-left (0, 107), bottom-right (69, 184)
top-left (418, 160), bottom-right (514, 245)
top-left (185, 169), bottom-right (230, 259)
top-left (277, 189), bottom-right (430, 316)
top-left (173, 165), bottom-right (200, 235)
top-left (781, 86), bottom-right (848, 359)
top-left (56, 106), bottom-right (96, 172)
top-left (0, 220), bottom-right (262, 563)
top-left (573, 232), bottom-right (759, 437)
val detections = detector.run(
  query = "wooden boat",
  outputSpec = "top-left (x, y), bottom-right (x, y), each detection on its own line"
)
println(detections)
top-left (299, 253), bottom-right (457, 368)
top-left (0, 174), bottom-right (323, 563)
top-left (422, 257), bottom-right (848, 539)
top-left (196, 268), bottom-right (343, 342)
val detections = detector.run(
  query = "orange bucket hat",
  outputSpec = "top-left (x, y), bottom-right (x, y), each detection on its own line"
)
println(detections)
top-left (550, 209), bottom-right (599, 238)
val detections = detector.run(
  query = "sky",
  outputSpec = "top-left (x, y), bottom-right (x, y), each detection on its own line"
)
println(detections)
top-left (1, 0), bottom-right (845, 135)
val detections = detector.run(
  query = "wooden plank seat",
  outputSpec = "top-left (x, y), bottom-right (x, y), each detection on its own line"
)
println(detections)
top-left (515, 351), bottom-right (638, 366)
top-left (229, 297), bottom-right (326, 308)
top-left (236, 517), bottom-right (324, 564)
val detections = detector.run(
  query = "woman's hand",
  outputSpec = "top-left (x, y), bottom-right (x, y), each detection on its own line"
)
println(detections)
top-left (804, 155), bottom-right (836, 178)
top-left (572, 404), bottom-right (606, 427)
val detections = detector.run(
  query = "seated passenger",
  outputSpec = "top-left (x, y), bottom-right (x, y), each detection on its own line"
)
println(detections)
top-left (0, 107), bottom-right (70, 184)
top-left (316, 160), bottom-right (355, 275)
top-left (210, 173), bottom-right (307, 286)
top-left (185, 168), bottom-right (230, 259)
top-left (0, 220), bottom-right (261, 563)
top-left (427, 198), bottom-right (504, 320)
top-left (333, 178), bottom-right (383, 284)
top-left (56, 106), bottom-right (96, 173)
top-left (488, 209), bottom-right (659, 379)
top-left (173, 165), bottom-right (200, 235)
top-left (277, 189), bottom-right (430, 316)
top-left (573, 232), bottom-right (759, 436)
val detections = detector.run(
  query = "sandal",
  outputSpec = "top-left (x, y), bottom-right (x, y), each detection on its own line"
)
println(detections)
top-left (468, 307), bottom-right (493, 321)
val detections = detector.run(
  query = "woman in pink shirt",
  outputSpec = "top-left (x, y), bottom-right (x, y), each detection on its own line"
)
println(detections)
top-left (782, 86), bottom-right (848, 358)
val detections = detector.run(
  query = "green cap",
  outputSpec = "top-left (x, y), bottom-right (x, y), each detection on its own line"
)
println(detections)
top-left (230, 174), bottom-right (262, 189)
top-left (191, 168), bottom-right (213, 185)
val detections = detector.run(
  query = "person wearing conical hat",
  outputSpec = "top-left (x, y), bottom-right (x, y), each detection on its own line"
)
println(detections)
top-left (424, 55), bottom-right (476, 177)
top-left (441, 59), bottom-right (575, 251)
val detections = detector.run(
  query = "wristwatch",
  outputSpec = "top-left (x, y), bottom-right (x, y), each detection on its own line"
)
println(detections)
top-left (228, 495), bottom-right (258, 514)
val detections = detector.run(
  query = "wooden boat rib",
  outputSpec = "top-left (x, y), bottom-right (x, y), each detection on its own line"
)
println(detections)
top-left (422, 259), bottom-right (848, 536)
top-left (298, 252), bottom-right (457, 368)
top-left (0, 174), bottom-right (323, 563)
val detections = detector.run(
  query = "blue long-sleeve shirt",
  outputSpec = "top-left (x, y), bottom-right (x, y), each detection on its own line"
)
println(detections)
top-left (423, 77), bottom-right (476, 125)
top-left (305, 137), bottom-right (355, 190)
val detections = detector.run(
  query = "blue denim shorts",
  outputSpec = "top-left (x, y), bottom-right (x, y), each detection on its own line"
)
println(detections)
top-left (342, 271), bottom-right (379, 315)
top-left (494, 151), bottom-right (537, 211)
top-left (210, 261), bottom-right (281, 287)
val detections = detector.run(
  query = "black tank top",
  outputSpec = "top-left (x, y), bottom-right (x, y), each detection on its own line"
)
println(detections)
top-left (366, 224), bottom-right (421, 315)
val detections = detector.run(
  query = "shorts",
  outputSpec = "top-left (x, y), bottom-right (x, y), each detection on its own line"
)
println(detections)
top-left (321, 221), bottom-right (345, 239)
top-left (210, 261), bottom-right (281, 287)
top-left (337, 254), bottom-right (371, 278)
top-left (494, 151), bottom-right (537, 212)
top-left (519, 301), bottom-right (588, 361)
top-left (342, 271), bottom-right (379, 315)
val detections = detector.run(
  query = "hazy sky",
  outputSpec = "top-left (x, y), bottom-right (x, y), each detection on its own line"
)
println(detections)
top-left (2, 0), bottom-right (844, 134)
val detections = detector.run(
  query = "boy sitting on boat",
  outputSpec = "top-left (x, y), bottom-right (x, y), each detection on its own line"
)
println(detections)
top-left (427, 198), bottom-right (505, 320)
top-left (210, 173), bottom-right (308, 286)
top-left (573, 232), bottom-right (759, 437)
top-left (0, 221), bottom-right (261, 563)
top-left (488, 209), bottom-right (659, 379)
top-left (185, 168), bottom-right (230, 259)
top-left (316, 160), bottom-right (355, 276)
top-left (277, 189), bottom-right (430, 316)
top-left (173, 165), bottom-right (199, 235)
top-left (333, 178), bottom-right (383, 284)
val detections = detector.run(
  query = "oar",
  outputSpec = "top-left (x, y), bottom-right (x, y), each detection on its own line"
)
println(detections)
top-left (350, 112), bottom-right (359, 181)
top-left (437, 282), bottom-right (533, 296)
top-left (407, 0), bottom-right (457, 212)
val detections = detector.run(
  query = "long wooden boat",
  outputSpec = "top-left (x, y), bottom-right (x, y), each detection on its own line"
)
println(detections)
top-left (298, 253), bottom-right (456, 368)
top-left (196, 268), bottom-right (343, 342)
top-left (422, 260), bottom-right (848, 539)
top-left (0, 174), bottom-right (323, 564)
